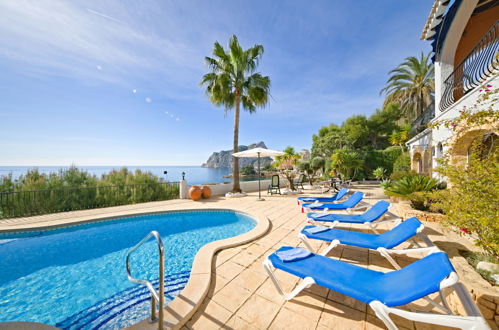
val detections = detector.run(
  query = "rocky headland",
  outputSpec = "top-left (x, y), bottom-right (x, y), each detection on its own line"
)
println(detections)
top-left (201, 142), bottom-right (273, 168)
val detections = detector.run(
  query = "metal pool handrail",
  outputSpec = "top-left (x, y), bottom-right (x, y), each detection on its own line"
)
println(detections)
top-left (125, 230), bottom-right (165, 330)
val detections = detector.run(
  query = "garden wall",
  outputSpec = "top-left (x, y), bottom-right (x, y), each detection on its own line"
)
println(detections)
top-left (180, 179), bottom-right (286, 198)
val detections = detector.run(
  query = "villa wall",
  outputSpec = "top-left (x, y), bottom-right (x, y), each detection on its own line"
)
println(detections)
top-left (454, 6), bottom-right (499, 68)
top-left (408, 130), bottom-right (433, 175)
top-left (407, 75), bottom-right (499, 178)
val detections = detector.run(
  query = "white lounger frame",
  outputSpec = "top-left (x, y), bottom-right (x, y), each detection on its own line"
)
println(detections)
top-left (306, 203), bottom-right (402, 235)
top-left (302, 193), bottom-right (368, 213)
top-left (299, 221), bottom-right (434, 269)
top-left (297, 188), bottom-right (349, 205)
top-left (262, 252), bottom-right (490, 330)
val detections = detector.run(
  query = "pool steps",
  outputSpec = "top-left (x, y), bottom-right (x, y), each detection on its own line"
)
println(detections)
top-left (55, 271), bottom-right (190, 329)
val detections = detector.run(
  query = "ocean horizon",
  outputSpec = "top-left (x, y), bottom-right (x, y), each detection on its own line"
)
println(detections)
top-left (0, 166), bottom-right (237, 186)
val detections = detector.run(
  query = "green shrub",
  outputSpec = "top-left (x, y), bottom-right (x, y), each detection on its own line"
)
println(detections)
top-left (384, 175), bottom-right (440, 198)
top-left (389, 170), bottom-right (418, 181)
top-left (0, 167), bottom-right (179, 218)
top-left (393, 152), bottom-right (411, 172)
top-left (363, 148), bottom-right (402, 177)
top-left (429, 88), bottom-right (499, 257)
top-left (373, 167), bottom-right (386, 180)
top-left (380, 179), bottom-right (392, 189)
top-left (299, 157), bottom-right (324, 184)
top-left (240, 164), bottom-right (256, 175)
top-left (331, 148), bottom-right (364, 180)
top-left (436, 147), bottom-right (499, 257)
top-left (409, 190), bottom-right (447, 213)
top-left (262, 164), bottom-right (274, 171)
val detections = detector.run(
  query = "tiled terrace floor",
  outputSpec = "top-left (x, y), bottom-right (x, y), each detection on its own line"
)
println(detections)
top-left (0, 183), bottom-right (464, 330)
top-left (184, 184), bottom-right (450, 330)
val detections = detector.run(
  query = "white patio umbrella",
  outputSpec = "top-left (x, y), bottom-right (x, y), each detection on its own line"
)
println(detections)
top-left (233, 147), bottom-right (284, 201)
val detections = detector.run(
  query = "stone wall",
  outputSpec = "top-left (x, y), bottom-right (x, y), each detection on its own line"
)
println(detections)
top-left (390, 202), bottom-right (445, 222)
top-left (443, 250), bottom-right (499, 329)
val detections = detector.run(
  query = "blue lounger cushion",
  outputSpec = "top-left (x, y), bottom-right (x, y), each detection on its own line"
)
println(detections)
top-left (301, 217), bottom-right (423, 249)
top-left (297, 188), bottom-right (349, 203)
top-left (275, 247), bottom-right (313, 262)
top-left (304, 226), bottom-right (330, 234)
top-left (269, 246), bottom-right (455, 307)
top-left (302, 192), bottom-right (364, 210)
top-left (307, 200), bottom-right (390, 223)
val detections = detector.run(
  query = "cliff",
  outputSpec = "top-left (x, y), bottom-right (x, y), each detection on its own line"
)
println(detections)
top-left (201, 142), bottom-right (273, 168)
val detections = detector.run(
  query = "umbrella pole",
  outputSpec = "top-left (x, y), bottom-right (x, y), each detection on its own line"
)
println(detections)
top-left (257, 153), bottom-right (264, 201)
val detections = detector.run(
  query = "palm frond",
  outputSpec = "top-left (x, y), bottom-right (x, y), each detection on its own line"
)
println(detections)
top-left (380, 51), bottom-right (434, 120)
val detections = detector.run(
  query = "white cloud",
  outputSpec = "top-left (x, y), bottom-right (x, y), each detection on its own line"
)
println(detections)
top-left (132, 89), bottom-right (137, 93)
top-left (145, 97), bottom-right (152, 103)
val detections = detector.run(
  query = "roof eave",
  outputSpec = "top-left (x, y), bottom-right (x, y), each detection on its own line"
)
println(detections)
top-left (421, 0), bottom-right (450, 40)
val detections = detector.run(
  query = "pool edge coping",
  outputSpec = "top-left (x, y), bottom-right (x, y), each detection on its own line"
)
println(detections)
top-left (127, 209), bottom-right (271, 330)
top-left (0, 204), bottom-right (271, 330)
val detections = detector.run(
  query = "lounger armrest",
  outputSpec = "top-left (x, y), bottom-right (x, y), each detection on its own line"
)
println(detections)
top-left (262, 258), bottom-right (316, 301)
top-left (417, 233), bottom-right (435, 247)
top-left (383, 211), bottom-right (403, 222)
top-left (347, 201), bottom-right (369, 213)
top-left (452, 282), bottom-right (486, 318)
top-left (371, 301), bottom-right (490, 330)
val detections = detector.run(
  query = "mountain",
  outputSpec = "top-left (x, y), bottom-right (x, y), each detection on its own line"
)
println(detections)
top-left (201, 142), bottom-right (273, 168)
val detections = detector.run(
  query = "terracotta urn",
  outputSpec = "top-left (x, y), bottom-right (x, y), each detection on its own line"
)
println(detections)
top-left (189, 186), bottom-right (202, 201)
top-left (201, 185), bottom-right (212, 199)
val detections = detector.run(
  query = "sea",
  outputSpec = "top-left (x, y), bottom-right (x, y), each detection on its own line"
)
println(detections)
top-left (0, 166), bottom-right (238, 186)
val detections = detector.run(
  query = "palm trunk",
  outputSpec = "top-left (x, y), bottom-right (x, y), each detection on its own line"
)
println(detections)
top-left (286, 172), bottom-right (296, 191)
top-left (232, 92), bottom-right (241, 193)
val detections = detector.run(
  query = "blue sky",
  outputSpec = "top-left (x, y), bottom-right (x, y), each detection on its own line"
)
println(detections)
top-left (0, 0), bottom-right (432, 166)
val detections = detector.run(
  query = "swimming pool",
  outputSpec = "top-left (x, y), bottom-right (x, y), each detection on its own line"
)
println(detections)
top-left (0, 210), bottom-right (256, 329)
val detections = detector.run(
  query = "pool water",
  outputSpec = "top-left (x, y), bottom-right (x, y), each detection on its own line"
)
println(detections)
top-left (0, 210), bottom-right (256, 329)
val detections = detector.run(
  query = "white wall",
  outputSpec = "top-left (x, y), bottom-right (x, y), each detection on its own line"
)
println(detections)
top-left (432, 75), bottom-right (499, 144)
top-left (408, 130), bottom-right (432, 158)
top-left (407, 75), bottom-right (499, 178)
top-left (434, 0), bottom-right (479, 117)
top-left (183, 179), bottom-right (284, 197)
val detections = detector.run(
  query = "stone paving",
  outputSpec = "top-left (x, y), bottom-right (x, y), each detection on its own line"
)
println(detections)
top-left (0, 183), bottom-right (470, 330)
top-left (183, 184), bottom-right (448, 330)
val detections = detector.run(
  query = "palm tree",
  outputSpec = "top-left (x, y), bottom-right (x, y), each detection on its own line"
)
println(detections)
top-left (330, 148), bottom-right (364, 181)
top-left (201, 35), bottom-right (271, 193)
top-left (273, 147), bottom-right (301, 190)
top-left (380, 52), bottom-right (434, 122)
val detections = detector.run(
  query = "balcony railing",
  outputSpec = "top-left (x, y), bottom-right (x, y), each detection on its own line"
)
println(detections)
top-left (440, 20), bottom-right (499, 112)
top-left (0, 182), bottom-right (180, 219)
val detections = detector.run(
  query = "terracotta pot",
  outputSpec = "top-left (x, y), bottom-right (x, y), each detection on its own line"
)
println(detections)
top-left (189, 186), bottom-right (202, 201)
top-left (201, 185), bottom-right (212, 199)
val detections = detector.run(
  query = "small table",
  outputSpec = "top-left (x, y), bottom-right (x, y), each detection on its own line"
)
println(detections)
top-left (319, 179), bottom-right (340, 194)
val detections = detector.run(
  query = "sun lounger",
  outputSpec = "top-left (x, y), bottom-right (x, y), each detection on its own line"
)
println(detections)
top-left (299, 217), bottom-right (436, 269)
top-left (297, 187), bottom-right (349, 205)
top-left (263, 246), bottom-right (489, 330)
top-left (305, 200), bottom-right (395, 232)
top-left (301, 191), bottom-right (365, 213)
